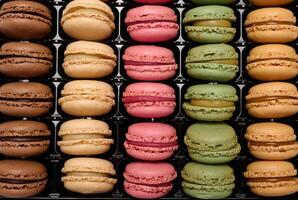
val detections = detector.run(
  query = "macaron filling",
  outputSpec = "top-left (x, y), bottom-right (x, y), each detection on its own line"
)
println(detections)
top-left (123, 96), bottom-right (175, 103)
top-left (190, 99), bottom-right (235, 107)
top-left (0, 178), bottom-right (47, 184)
top-left (0, 136), bottom-right (49, 142)
top-left (126, 140), bottom-right (178, 148)
top-left (192, 19), bottom-right (232, 27)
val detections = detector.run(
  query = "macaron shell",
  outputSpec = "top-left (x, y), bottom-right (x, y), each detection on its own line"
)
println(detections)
top-left (249, 0), bottom-right (294, 7)
top-left (134, 0), bottom-right (172, 4)
top-left (191, 0), bottom-right (235, 5)
top-left (63, 179), bottom-right (115, 194)
top-left (0, 180), bottom-right (47, 197)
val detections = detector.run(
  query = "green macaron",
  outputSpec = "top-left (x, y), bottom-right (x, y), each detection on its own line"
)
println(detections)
top-left (183, 6), bottom-right (236, 43)
top-left (182, 162), bottom-right (235, 199)
top-left (185, 122), bottom-right (241, 164)
top-left (183, 84), bottom-right (238, 121)
top-left (185, 44), bottom-right (239, 82)
top-left (190, 0), bottom-right (236, 5)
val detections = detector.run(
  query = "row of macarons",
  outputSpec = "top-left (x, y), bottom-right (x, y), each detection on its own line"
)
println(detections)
top-left (1, 40), bottom-right (297, 82)
top-left (1, 0), bottom-right (297, 44)
top-left (0, 119), bottom-right (297, 198)
top-left (0, 81), bottom-right (297, 119)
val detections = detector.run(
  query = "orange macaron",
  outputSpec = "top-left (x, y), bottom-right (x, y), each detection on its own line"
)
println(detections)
top-left (245, 122), bottom-right (298, 160)
top-left (246, 82), bottom-right (298, 118)
top-left (245, 8), bottom-right (298, 43)
top-left (246, 44), bottom-right (298, 81)
top-left (249, 0), bottom-right (294, 7)
top-left (244, 161), bottom-right (298, 197)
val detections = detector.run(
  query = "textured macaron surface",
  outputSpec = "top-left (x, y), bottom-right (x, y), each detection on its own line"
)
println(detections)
top-left (0, 42), bottom-right (53, 78)
top-left (190, 0), bottom-right (235, 5)
top-left (0, 0), bottom-right (52, 39)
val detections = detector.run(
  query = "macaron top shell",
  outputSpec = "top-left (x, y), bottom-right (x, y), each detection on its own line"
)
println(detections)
top-left (0, 159), bottom-right (47, 180)
top-left (246, 82), bottom-right (298, 100)
top-left (249, 0), bottom-right (294, 7)
top-left (127, 122), bottom-right (177, 143)
top-left (62, 0), bottom-right (114, 21)
top-left (123, 45), bottom-right (175, 64)
top-left (244, 161), bottom-right (297, 178)
top-left (0, 82), bottom-right (53, 99)
top-left (0, 42), bottom-right (53, 60)
top-left (186, 44), bottom-right (238, 63)
top-left (124, 162), bottom-right (177, 185)
top-left (185, 123), bottom-right (237, 151)
top-left (64, 41), bottom-right (116, 61)
top-left (245, 122), bottom-right (295, 142)
top-left (59, 119), bottom-right (111, 136)
top-left (185, 84), bottom-right (238, 101)
top-left (62, 157), bottom-right (116, 175)
top-left (182, 162), bottom-right (235, 185)
top-left (0, 120), bottom-right (50, 137)
top-left (244, 7), bottom-right (296, 27)
top-left (183, 5), bottom-right (236, 24)
top-left (125, 5), bottom-right (177, 24)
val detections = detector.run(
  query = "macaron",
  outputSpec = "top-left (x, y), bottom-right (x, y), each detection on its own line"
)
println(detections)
top-left (0, 0), bottom-right (52, 39)
top-left (0, 82), bottom-right (53, 117)
top-left (185, 44), bottom-right (239, 82)
top-left (123, 45), bottom-right (178, 81)
top-left (245, 122), bottom-right (298, 160)
top-left (63, 41), bottom-right (117, 79)
top-left (122, 82), bottom-right (176, 118)
top-left (0, 120), bottom-right (50, 158)
top-left (183, 6), bottom-right (236, 43)
top-left (245, 82), bottom-right (298, 118)
top-left (124, 162), bottom-right (177, 199)
top-left (134, 0), bottom-right (172, 4)
top-left (183, 84), bottom-right (238, 121)
top-left (125, 5), bottom-right (179, 42)
top-left (58, 80), bottom-right (115, 117)
top-left (190, 0), bottom-right (235, 5)
top-left (249, 0), bottom-right (294, 7)
top-left (58, 119), bottom-right (113, 156)
top-left (185, 123), bottom-right (240, 164)
top-left (182, 162), bottom-right (235, 199)
top-left (0, 42), bottom-right (53, 78)
top-left (245, 8), bottom-right (298, 43)
top-left (244, 161), bottom-right (298, 197)
top-left (61, 0), bottom-right (115, 41)
top-left (61, 157), bottom-right (117, 194)
top-left (0, 159), bottom-right (47, 197)
top-left (246, 44), bottom-right (298, 81)
top-left (124, 122), bottom-right (178, 161)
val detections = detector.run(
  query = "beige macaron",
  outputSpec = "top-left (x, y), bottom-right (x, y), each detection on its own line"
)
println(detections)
top-left (63, 41), bottom-right (117, 79)
top-left (58, 119), bottom-right (113, 155)
top-left (61, 157), bottom-right (117, 194)
top-left (245, 122), bottom-right (298, 160)
top-left (58, 80), bottom-right (115, 117)
top-left (61, 0), bottom-right (115, 41)
top-left (246, 44), bottom-right (298, 81)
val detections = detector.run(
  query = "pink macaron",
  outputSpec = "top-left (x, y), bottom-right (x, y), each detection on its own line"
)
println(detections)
top-left (123, 45), bottom-right (178, 81)
top-left (124, 122), bottom-right (178, 161)
top-left (133, 0), bottom-right (172, 4)
top-left (124, 162), bottom-right (177, 199)
top-left (122, 82), bottom-right (176, 118)
top-left (125, 5), bottom-right (179, 42)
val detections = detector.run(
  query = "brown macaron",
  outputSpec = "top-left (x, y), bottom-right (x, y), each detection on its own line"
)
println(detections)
top-left (245, 122), bottom-right (298, 160)
top-left (249, 0), bottom-right (294, 7)
top-left (245, 8), bottom-right (298, 43)
top-left (0, 82), bottom-right (53, 117)
top-left (244, 161), bottom-right (298, 197)
top-left (0, 0), bottom-right (52, 39)
top-left (246, 82), bottom-right (298, 118)
top-left (246, 44), bottom-right (298, 81)
top-left (0, 120), bottom-right (51, 158)
top-left (0, 159), bottom-right (48, 197)
top-left (0, 42), bottom-right (53, 78)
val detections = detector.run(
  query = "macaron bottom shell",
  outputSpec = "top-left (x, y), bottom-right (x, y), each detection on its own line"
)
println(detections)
top-left (126, 104), bottom-right (175, 118)
top-left (63, 179), bottom-right (115, 194)
top-left (126, 70), bottom-right (176, 81)
top-left (185, 26), bottom-right (236, 43)
top-left (183, 103), bottom-right (235, 121)
top-left (125, 148), bottom-right (174, 161)
top-left (0, 102), bottom-right (52, 117)
top-left (249, 148), bottom-right (298, 161)
top-left (0, 180), bottom-right (47, 197)
top-left (59, 142), bottom-right (111, 156)
top-left (182, 181), bottom-right (234, 199)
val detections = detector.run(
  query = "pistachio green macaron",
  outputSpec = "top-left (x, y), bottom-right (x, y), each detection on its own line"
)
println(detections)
top-left (182, 162), bottom-right (235, 199)
top-left (183, 84), bottom-right (238, 121)
top-left (185, 122), bottom-right (241, 164)
top-left (185, 44), bottom-right (239, 82)
top-left (183, 6), bottom-right (236, 43)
